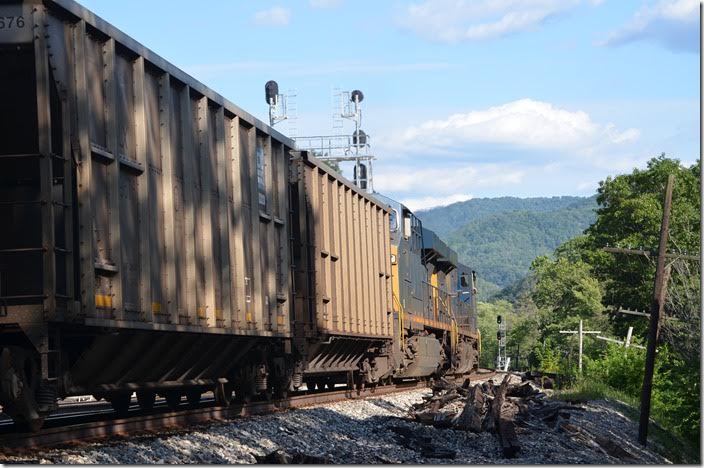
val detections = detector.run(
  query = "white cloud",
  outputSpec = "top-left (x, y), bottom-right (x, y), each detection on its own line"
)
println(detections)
top-left (381, 98), bottom-right (640, 156)
top-left (402, 193), bottom-right (473, 211)
top-left (309, 0), bottom-right (343, 8)
top-left (396, 0), bottom-right (584, 43)
top-left (600, 0), bottom-right (698, 52)
top-left (252, 7), bottom-right (291, 27)
top-left (374, 163), bottom-right (524, 197)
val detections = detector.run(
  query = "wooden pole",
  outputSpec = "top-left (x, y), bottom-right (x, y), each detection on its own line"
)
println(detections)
top-left (638, 174), bottom-right (675, 445)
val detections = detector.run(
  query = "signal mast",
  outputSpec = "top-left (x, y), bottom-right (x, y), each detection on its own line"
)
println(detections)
top-left (277, 85), bottom-right (375, 193)
top-left (496, 314), bottom-right (508, 371)
top-left (265, 80), bottom-right (290, 127)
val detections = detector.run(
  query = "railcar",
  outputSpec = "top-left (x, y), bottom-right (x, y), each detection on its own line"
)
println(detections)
top-left (0, 0), bottom-right (479, 431)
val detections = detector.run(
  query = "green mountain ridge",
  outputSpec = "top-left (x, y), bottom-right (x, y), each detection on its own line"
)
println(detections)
top-left (418, 196), bottom-right (598, 298)
top-left (417, 195), bottom-right (593, 237)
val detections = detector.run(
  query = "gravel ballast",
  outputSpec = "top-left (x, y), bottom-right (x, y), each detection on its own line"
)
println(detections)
top-left (0, 375), bottom-right (670, 464)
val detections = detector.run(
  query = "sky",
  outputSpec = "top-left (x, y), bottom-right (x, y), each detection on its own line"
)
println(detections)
top-left (78, 0), bottom-right (699, 211)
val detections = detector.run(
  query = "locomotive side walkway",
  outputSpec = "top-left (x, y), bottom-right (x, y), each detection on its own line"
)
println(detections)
top-left (0, 373), bottom-right (668, 464)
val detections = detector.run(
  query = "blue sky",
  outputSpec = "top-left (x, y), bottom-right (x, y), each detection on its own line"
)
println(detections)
top-left (78, 0), bottom-right (699, 210)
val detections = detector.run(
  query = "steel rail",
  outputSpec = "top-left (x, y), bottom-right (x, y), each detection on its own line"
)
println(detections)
top-left (0, 381), bottom-right (424, 453)
top-left (0, 370), bottom-right (498, 454)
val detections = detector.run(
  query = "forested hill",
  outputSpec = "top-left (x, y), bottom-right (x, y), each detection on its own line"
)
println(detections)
top-left (417, 196), bottom-right (592, 237)
top-left (417, 196), bottom-right (598, 296)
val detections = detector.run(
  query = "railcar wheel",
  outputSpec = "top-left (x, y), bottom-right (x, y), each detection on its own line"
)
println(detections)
top-left (165, 391), bottom-right (182, 409)
top-left (214, 382), bottom-right (233, 407)
top-left (0, 346), bottom-right (46, 432)
top-left (109, 392), bottom-right (132, 416)
top-left (137, 391), bottom-right (156, 410)
top-left (186, 389), bottom-right (202, 408)
top-left (235, 391), bottom-right (252, 404)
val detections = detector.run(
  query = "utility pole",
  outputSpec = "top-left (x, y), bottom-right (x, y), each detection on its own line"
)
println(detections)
top-left (638, 174), bottom-right (675, 446)
top-left (559, 320), bottom-right (601, 373)
top-left (595, 327), bottom-right (646, 350)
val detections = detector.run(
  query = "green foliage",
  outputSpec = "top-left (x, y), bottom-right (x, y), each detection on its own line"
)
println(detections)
top-left (585, 343), bottom-right (645, 395)
top-left (581, 343), bottom-right (701, 453)
top-left (435, 156), bottom-right (699, 456)
top-left (584, 154), bottom-right (700, 315)
top-left (476, 298), bottom-right (540, 371)
top-left (649, 347), bottom-right (701, 447)
top-left (310, 150), bottom-right (343, 175)
top-left (554, 379), bottom-right (697, 464)
top-left (319, 159), bottom-right (342, 174)
top-left (531, 255), bottom-right (602, 321)
top-left (443, 198), bottom-right (597, 288)
top-left (418, 195), bottom-right (593, 237)
top-left (524, 155), bottom-right (701, 455)
top-left (533, 339), bottom-right (561, 373)
top-left (476, 300), bottom-right (514, 368)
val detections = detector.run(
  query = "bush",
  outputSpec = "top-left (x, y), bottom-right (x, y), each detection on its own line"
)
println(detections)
top-left (533, 339), bottom-right (561, 374)
top-left (585, 343), bottom-right (645, 395)
top-left (585, 343), bottom-right (700, 451)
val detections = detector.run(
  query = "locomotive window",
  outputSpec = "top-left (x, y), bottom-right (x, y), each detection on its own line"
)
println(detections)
top-left (403, 213), bottom-right (411, 239)
top-left (389, 210), bottom-right (399, 232)
top-left (460, 274), bottom-right (469, 288)
top-left (256, 141), bottom-right (266, 209)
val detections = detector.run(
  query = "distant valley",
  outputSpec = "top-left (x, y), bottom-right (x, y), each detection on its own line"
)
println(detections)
top-left (417, 196), bottom-right (598, 299)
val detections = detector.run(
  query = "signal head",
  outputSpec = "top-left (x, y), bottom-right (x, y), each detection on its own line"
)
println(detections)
top-left (265, 80), bottom-right (279, 103)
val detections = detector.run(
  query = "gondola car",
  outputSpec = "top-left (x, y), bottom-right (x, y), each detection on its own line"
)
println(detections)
top-left (0, 0), bottom-right (478, 431)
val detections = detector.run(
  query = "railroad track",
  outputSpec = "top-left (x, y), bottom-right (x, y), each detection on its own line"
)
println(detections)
top-left (0, 382), bottom-right (424, 453)
top-left (0, 370), bottom-right (500, 454)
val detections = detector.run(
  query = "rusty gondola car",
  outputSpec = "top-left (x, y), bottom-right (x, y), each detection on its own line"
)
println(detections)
top-left (0, 0), bottom-right (479, 431)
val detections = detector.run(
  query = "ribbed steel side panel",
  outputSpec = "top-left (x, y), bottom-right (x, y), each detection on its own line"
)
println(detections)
top-left (0, 1), bottom-right (293, 338)
top-left (292, 152), bottom-right (393, 339)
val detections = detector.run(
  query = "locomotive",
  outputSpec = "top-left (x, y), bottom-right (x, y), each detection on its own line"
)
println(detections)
top-left (0, 0), bottom-right (479, 430)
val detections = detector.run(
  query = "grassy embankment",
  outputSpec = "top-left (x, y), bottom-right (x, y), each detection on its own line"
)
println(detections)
top-left (554, 380), bottom-right (698, 464)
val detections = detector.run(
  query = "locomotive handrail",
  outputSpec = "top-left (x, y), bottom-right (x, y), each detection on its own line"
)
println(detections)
top-left (391, 292), bottom-right (406, 351)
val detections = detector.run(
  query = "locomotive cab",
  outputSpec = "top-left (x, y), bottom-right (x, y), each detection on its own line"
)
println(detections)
top-left (371, 193), bottom-right (480, 378)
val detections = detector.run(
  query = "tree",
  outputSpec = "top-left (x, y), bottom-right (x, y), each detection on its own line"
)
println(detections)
top-left (584, 154), bottom-right (700, 315)
top-left (320, 159), bottom-right (342, 174)
top-left (311, 150), bottom-right (343, 175)
top-left (531, 255), bottom-right (603, 323)
top-left (529, 154), bottom-right (701, 449)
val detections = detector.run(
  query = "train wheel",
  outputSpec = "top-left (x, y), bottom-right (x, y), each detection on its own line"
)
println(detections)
top-left (136, 391), bottom-right (155, 410)
top-left (272, 379), bottom-right (289, 399)
top-left (109, 392), bottom-right (132, 416)
top-left (235, 391), bottom-right (252, 404)
top-left (0, 346), bottom-right (46, 432)
top-left (186, 389), bottom-right (202, 408)
top-left (165, 390), bottom-right (181, 409)
top-left (214, 382), bottom-right (233, 407)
